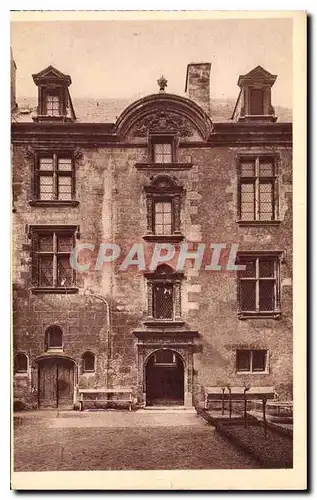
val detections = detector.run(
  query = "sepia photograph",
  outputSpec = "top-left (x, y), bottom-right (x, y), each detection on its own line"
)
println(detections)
top-left (10, 10), bottom-right (306, 490)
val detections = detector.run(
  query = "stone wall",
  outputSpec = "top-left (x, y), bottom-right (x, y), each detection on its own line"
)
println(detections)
top-left (12, 131), bottom-right (292, 406)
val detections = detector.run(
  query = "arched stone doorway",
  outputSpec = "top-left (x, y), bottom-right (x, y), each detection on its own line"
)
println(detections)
top-left (37, 356), bottom-right (76, 409)
top-left (145, 349), bottom-right (184, 406)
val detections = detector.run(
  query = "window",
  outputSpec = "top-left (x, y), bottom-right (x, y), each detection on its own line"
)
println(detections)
top-left (238, 254), bottom-right (281, 317)
top-left (31, 226), bottom-right (77, 291)
top-left (45, 325), bottom-right (63, 350)
top-left (82, 352), bottom-right (95, 373)
top-left (238, 156), bottom-right (278, 221)
top-left (144, 176), bottom-right (183, 241)
top-left (14, 353), bottom-right (28, 373)
top-left (250, 89), bottom-right (264, 115)
top-left (153, 143), bottom-right (173, 163)
top-left (236, 349), bottom-right (268, 373)
top-left (45, 93), bottom-right (61, 116)
top-left (153, 282), bottom-right (174, 319)
top-left (150, 136), bottom-right (175, 164)
top-left (145, 264), bottom-right (183, 323)
top-left (154, 200), bottom-right (172, 235)
top-left (35, 154), bottom-right (74, 202)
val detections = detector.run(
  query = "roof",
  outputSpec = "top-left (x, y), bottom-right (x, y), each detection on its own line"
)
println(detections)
top-left (238, 65), bottom-right (277, 87)
top-left (12, 95), bottom-right (292, 124)
top-left (32, 65), bottom-right (72, 86)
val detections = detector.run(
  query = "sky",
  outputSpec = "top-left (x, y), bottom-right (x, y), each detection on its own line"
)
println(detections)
top-left (11, 18), bottom-right (292, 107)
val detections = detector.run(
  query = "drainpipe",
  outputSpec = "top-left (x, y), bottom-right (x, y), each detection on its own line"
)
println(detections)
top-left (84, 288), bottom-right (111, 389)
top-left (244, 385), bottom-right (250, 428)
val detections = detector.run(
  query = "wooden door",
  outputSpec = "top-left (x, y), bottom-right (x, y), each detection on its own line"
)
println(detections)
top-left (57, 359), bottom-right (74, 408)
top-left (38, 358), bottom-right (74, 408)
top-left (38, 359), bottom-right (58, 408)
top-left (146, 353), bottom-right (184, 406)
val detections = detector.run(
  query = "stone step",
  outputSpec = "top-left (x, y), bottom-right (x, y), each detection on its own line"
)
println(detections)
top-left (137, 406), bottom-right (196, 413)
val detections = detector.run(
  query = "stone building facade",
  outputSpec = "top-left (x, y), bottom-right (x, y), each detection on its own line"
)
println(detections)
top-left (12, 60), bottom-right (292, 409)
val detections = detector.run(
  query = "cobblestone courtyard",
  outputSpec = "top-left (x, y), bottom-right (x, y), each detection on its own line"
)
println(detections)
top-left (14, 410), bottom-right (260, 471)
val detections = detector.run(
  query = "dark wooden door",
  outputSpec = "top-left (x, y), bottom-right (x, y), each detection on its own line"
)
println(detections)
top-left (146, 354), bottom-right (184, 406)
top-left (38, 358), bottom-right (74, 408)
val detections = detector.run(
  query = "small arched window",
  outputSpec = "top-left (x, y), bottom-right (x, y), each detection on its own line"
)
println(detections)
top-left (82, 352), bottom-right (95, 373)
top-left (45, 325), bottom-right (63, 350)
top-left (14, 352), bottom-right (28, 373)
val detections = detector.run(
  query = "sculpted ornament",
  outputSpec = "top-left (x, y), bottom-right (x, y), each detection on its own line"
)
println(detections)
top-left (133, 109), bottom-right (193, 138)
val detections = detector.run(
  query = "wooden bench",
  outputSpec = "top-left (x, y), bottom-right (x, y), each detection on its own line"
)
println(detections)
top-left (205, 386), bottom-right (277, 410)
top-left (204, 386), bottom-right (226, 410)
top-left (79, 388), bottom-right (133, 411)
top-left (255, 399), bottom-right (292, 416)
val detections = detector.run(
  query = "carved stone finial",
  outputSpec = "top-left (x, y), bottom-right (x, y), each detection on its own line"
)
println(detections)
top-left (157, 75), bottom-right (167, 93)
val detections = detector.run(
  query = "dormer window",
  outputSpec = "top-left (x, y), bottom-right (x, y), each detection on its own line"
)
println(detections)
top-left (32, 65), bottom-right (76, 122)
top-left (233, 66), bottom-right (277, 123)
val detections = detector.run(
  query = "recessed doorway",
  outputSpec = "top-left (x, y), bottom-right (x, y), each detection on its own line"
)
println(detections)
top-left (145, 349), bottom-right (184, 406)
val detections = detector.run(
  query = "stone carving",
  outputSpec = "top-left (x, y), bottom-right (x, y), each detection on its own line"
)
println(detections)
top-left (157, 75), bottom-right (168, 92)
top-left (74, 148), bottom-right (83, 160)
top-left (140, 336), bottom-right (193, 345)
top-left (133, 109), bottom-right (193, 138)
top-left (146, 196), bottom-right (153, 233)
top-left (24, 145), bottom-right (35, 159)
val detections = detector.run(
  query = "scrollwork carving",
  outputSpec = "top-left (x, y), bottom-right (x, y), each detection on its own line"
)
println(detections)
top-left (134, 109), bottom-right (193, 138)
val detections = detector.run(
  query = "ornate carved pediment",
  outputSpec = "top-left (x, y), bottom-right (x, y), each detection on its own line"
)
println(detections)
top-left (133, 109), bottom-right (193, 138)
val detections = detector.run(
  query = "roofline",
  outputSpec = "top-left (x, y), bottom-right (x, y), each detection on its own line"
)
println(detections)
top-left (11, 120), bottom-right (292, 147)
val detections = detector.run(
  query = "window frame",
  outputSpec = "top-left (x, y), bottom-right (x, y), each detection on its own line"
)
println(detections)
top-left (30, 151), bottom-right (78, 207)
top-left (236, 349), bottom-right (269, 374)
top-left (45, 92), bottom-right (61, 116)
top-left (45, 325), bottom-right (64, 351)
top-left (29, 225), bottom-right (79, 294)
top-left (237, 251), bottom-right (283, 319)
top-left (143, 176), bottom-right (184, 242)
top-left (41, 87), bottom-right (64, 117)
top-left (14, 352), bottom-right (28, 374)
top-left (149, 133), bottom-right (177, 164)
top-left (82, 352), bottom-right (96, 373)
top-left (237, 153), bottom-right (280, 226)
top-left (153, 197), bottom-right (174, 236)
top-left (144, 265), bottom-right (184, 326)
top-left (152, 281), bottom-right (175, 320)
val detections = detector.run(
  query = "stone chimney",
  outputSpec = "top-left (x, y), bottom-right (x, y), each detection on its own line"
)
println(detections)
top-left (185, 63), bottom-right (211, 116)
top-left (11, 47), bottom-right (17, 111)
